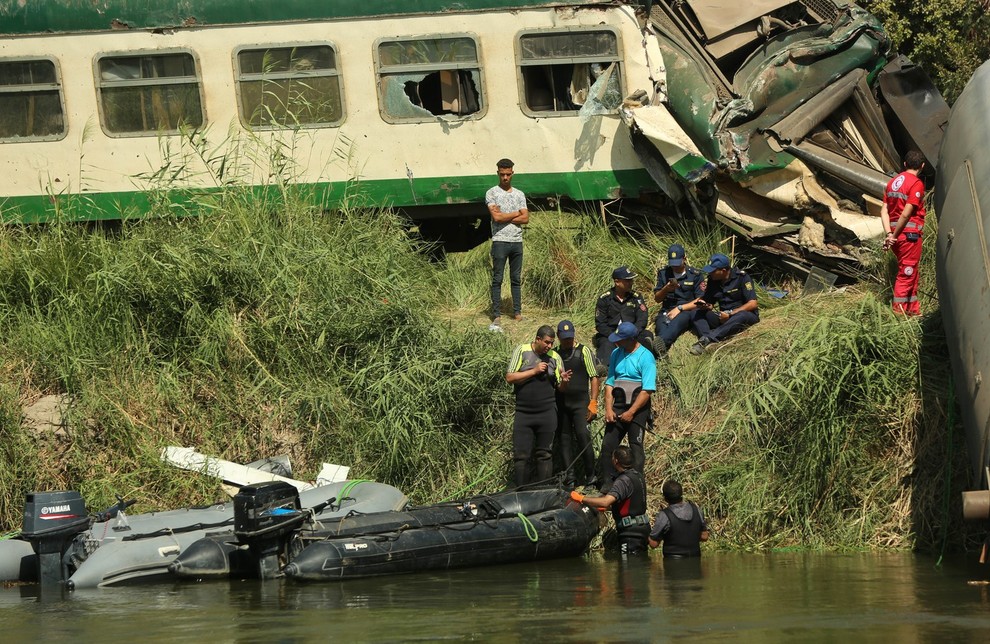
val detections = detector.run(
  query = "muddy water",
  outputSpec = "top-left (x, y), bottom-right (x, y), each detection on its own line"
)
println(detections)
top-left (2, 553), bottom-right (989, 642)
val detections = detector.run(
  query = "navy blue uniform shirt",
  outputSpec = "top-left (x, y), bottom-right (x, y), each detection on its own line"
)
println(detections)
top-left (702, 267), bottom-right (758, 311)
top-left (653, 266), bottom-right (704, 312)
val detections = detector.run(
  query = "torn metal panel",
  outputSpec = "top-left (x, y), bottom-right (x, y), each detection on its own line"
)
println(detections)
top-left (621, 104), bottom-right (715, 183)
top-left (629, 1), bottom-right (950, 275)
top-left (878, 54), bottom-right (951, 165)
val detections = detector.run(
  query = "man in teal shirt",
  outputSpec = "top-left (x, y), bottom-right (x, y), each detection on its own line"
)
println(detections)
top-left (599, 321), bottom-right (655, 493)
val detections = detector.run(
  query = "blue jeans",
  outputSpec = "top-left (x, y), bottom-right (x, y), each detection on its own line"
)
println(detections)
top-left (491, 241), bottom-right (523, 318)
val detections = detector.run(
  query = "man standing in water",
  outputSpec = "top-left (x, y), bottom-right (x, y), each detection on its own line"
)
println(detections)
top-left (507, 325), bottom-right (570, 488)
top-left (648, 480), bottom-right (709, 557)
top-left (881, 150), bottom-right (927, 316)
top-left (570, 446), bottom-right (650, 556)
top-left (553, 320), bottom-right (600, 488)
top-left (487, 158), bottom-right (528, 330)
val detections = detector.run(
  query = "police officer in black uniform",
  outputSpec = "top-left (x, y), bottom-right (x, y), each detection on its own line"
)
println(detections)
top-left (593, 266), bottom-right (655, 368)
top-left (689, 253), bottom-right (759, 355)
top-left (648, 480), bottom-right (709, 557)
top-left (652, 243), bottom-right (705, 352)
top-left (570, 446), bottom-right (649, 556)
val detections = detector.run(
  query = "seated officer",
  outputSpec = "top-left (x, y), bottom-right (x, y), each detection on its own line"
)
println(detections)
top-left (689, 253), bottom-right (759, 355)
top-left (593, 266), bottom-right (655, 368)
top-left (652, 243), bottom-right (705, 352)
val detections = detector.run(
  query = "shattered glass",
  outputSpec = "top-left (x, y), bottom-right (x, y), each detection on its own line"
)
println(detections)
top-left (382, 74), bottom-right (435, 118)
top-left (579, 63), bottom-right (622, 121)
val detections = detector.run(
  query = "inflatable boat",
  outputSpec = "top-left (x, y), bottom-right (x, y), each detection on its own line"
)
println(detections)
top-left (171, 485), bottom-right (602, 582)
top-left (0, 479), bottom-right (407, 588)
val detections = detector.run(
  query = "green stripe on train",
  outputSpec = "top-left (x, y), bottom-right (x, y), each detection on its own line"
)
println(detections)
top-left (0, 169), bottom-right (656, 223)
top-left (0, 0), bottom-right (602, 35)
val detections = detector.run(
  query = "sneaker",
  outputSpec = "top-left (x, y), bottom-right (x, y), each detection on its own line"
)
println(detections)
top-left (513, 314), bottom-right (523, 321)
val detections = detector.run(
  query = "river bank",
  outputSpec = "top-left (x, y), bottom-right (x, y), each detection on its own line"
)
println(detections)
top-left (0, 203), bottom-right (976, 552)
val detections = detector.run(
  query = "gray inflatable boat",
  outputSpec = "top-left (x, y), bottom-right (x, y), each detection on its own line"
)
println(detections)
top-left (0, 479), bottom-right (406, 588)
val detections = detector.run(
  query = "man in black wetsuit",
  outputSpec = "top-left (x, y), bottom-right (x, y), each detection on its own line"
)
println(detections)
top-left (553, 320), bottom-right (601, 487)
top-left (648, 480), bottom-right (709, 557)
top-left (506, 325), bottom-right (570, 488)
top-left (570, 446), bottom-right (649, 556)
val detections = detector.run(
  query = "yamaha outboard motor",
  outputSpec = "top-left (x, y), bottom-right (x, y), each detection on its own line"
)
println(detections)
top-left (21, 491), bottom-right (89, 586)
top-left (234, 481), bottom-right (305, 579)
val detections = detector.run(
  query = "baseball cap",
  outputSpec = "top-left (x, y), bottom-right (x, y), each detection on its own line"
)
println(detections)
top-left (612, 266), bottom-right (636, 280)
top-left (667, 244), bottom-right (685, 267)
top-left (608, 321), bottom-right (639, 343)
top-left (701, 253), bottom-right (731, 273)
top-left (557, 320), bottom-right (576, 340)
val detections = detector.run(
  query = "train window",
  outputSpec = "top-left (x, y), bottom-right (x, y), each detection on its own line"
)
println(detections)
top-left (516, 30), bottom-right (622, 116)
top-left (96, 52), bottom-right (204, 135)
top-left (0, 59), bottom-right (66, 142)
top-left (236, 45), bottom-right (344, 129)
top-left (375, 36), bottom-right (485, 123)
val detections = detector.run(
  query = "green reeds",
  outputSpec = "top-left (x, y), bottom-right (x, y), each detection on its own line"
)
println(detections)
top-left (0, 201), bottom-right (965, 552)
top-left (0, 195), bottom-right (514, 526)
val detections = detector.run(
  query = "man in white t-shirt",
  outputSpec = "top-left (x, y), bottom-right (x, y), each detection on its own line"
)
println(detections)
top-left (486, 158), bottom-right (528, 329)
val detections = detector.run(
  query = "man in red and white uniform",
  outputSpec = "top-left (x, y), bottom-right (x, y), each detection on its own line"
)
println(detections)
top-left (881, 150), bottom-right (926, 316)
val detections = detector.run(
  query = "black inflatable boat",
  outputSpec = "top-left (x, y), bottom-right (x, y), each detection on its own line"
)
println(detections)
top-left (171, 484), bottom-right (601, 582)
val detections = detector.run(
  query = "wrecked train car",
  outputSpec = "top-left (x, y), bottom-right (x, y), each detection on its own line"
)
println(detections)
top-left (0, 1), bottom-right (947, 272)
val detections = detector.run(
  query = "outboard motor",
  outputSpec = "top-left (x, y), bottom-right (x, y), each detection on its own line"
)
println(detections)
top-left (21, 491), bottom-right (89, 586)
top-left (234, 481), bottom-right (305, 579)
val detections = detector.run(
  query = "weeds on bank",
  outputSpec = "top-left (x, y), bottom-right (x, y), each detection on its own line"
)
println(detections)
top-left (0, 202), bottom-right (966, 553)
top-left (0, 196), bottom-right (513, 527)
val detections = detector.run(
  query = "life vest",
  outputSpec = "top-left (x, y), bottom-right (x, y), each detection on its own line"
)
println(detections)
top-left (610, 468), bottom-right (648, 536)
top-left (660, 501), bottom-right (704, 557)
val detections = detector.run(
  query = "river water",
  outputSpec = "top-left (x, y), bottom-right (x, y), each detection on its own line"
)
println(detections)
top-left (2, 552), bottom-right (989, 642)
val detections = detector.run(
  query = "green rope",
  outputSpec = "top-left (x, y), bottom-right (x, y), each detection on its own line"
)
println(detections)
top-left (517, 513), bottom-right (538, 542)
top-left (935, 372), bottom-right (956, 568)
top-left (340, 479), bottom-right (372, 498)
top-left (439, 465), bottom-right (500, 503)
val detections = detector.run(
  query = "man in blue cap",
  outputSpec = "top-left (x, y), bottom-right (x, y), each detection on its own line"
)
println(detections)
top-left (653, 243), bottom-right (705, 352)
top-left (598, 321), bottom-right (656, 493)
top-left (689, 253), bottom-right (759, 355)
top-left (593, 266), bottom-right (655, 369)
top-left (553, 320), bottom-right (601, 487)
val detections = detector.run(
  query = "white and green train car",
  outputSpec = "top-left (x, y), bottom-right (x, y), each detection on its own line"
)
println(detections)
top-left (0, 0), bottom-right (948, 272)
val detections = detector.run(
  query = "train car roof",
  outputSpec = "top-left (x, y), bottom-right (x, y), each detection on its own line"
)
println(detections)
top-left (0, 0), bottom-right (622, 35)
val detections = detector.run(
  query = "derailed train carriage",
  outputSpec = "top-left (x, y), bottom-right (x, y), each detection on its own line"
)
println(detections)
top-left (0, 0), bottom-right (946, 275)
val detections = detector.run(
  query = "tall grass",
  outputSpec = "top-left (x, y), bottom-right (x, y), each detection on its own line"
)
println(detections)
top-left (0, 195), bottom-right (513, 527)
top-left (0, 202), bottom-right (968, 553)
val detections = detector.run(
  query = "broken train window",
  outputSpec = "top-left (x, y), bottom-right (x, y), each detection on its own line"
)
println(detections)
top-left (517, 30), bottom-right (622, 116)
top-left (97, 51), bottom-right (204, 136)
top-left (236, 44), bottom-right (344, 129)
top-left (0, 58), bottom-right (66, 142)
top-left (376, 36), bottom-right (483, 123)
